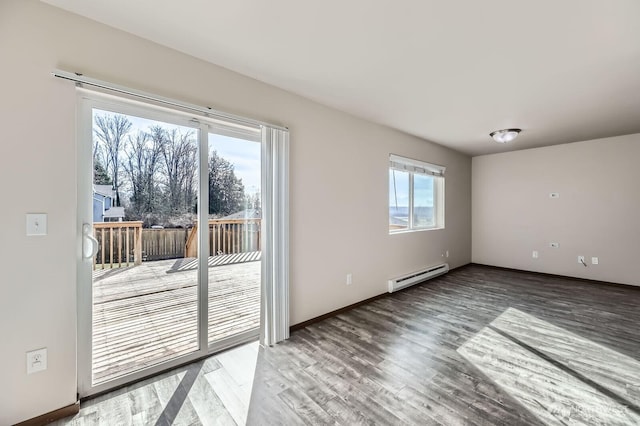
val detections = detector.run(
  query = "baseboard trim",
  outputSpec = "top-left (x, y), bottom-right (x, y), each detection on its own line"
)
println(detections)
top-left (290, 292), bottom-right (387, 332)
top-left (470, 263), bottom-right (640, 290)
top-left (15, 401), bottom-right (79, 426)
top-left (289, 263), bottom-right (470, 332)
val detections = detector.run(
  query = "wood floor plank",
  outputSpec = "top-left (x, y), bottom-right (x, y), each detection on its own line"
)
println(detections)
top-left (61, 265), bottom-right (640, 425)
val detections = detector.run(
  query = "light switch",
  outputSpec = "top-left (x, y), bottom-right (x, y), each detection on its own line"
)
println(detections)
top-left (26, 213), bottom-right (47, 236)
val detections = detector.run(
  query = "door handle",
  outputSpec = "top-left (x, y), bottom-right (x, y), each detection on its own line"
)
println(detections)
top-left (82, 223), bottom-right (99, 259)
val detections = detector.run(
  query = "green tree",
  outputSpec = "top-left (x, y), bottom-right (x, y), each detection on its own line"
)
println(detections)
top-left (93, 160), bottom-right (112, 185)
top-left (208, 150), bottom-right (245, 216)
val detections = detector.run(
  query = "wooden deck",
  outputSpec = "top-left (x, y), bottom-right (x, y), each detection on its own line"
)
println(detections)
top-left (91, 254), bottom-right (260, 385)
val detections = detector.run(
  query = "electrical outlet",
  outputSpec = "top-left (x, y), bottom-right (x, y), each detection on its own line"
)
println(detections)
top-left (346, 273), bottom-right (352, 285)
top-left (26, 348), bottom-right (47, 374)
top-left (578, 256), bottom-right (586, 264)
top-left (532, 250), bottom-right (539, 259)
top-left (592, 257), bottom-right (599, 265)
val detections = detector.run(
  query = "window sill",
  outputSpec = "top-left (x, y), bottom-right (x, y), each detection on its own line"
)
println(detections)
top-left (389, 226), bottom-right (444, 235)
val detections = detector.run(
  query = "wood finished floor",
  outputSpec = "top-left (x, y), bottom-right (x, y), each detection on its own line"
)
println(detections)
top-left (58, 264), bottom-right (640, 425)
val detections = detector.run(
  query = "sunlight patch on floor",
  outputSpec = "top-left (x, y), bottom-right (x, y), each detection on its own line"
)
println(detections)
top-left (205, 341), bottom-right (259, 425)
top-left (458, 308), bottom-right (640, 425)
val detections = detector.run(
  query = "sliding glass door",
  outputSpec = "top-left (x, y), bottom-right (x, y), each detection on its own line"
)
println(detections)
top-left (77, 95), bottom-right (263, 396)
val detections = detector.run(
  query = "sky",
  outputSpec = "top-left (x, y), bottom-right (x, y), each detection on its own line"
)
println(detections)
top-left (95, 109), bottom-right (261, 195)
top-left (209, 134), bottom-right (261, 195)
top-left (389, 169), bottom-right (434, 208)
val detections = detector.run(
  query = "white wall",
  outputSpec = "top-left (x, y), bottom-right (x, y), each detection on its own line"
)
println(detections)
top-left (473, 133), bottom-right (640, 286)
top-left (0, 1), bottom-right (471, 423)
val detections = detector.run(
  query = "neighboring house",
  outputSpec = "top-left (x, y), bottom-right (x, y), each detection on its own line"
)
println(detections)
top-left (93, 184), bottom-right (125, 222)
top-left (220, 209), bottom-right (261, 237)
top-left (220, 209), bottom-right (261, 220)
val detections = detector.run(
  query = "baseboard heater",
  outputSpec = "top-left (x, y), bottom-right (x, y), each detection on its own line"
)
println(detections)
top-left (388, 263), bottom-right (449, 293)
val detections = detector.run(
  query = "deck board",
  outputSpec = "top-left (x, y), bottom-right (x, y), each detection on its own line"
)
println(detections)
top-left (92, 255), bottom-right (260, 384)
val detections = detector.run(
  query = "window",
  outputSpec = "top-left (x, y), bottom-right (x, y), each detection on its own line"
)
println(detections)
top-left (389, 154), bottom-right (445, 232)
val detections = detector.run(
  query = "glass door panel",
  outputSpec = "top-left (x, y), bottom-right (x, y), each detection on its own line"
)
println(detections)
top-left (90, 108), bottom-right (200, 385)
top-left (207, 132), bottom-right (262, 345)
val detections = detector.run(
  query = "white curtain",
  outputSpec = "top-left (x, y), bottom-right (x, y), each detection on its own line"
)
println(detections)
top-left (260, 127), bottom-right (290, 346)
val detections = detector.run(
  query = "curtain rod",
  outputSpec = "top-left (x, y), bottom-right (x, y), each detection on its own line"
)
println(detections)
top-left (51, 69), bottom-right (288, 132)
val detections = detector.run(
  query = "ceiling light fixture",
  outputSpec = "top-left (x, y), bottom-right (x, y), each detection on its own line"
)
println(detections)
top-left (490, 128), bottom-right (521, 144)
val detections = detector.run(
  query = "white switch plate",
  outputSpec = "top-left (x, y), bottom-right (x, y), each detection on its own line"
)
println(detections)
top-left (346, 273), bottom-right (352, 285)
top-left (26, 213), bottom-right (47, 236)
top-left (26, 348), bottom-right (47, 374)
top-left (592, 257), bottom-right (599, 265)
top-left (532, 250), bottom-right (539, 259)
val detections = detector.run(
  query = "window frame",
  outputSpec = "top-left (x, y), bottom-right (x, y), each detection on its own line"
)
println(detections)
top-left (388, 155), bottom-right (445, 234)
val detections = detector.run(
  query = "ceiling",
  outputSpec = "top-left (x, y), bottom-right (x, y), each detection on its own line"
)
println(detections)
top-left (43, 0), bottom-right (640, 156)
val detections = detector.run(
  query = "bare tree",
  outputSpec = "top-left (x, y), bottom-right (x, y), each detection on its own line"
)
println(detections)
top-left (94, 113), bottom-right (244, 225)
top-left (162, 129), bottom-right (197, 215)
top-left (94, 114), bottom-right (132, 206)
top-left (123, 129), bottom-right (163, 219)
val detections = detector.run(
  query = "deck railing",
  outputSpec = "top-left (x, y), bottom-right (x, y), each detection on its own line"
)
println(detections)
top-left (185, 218), bottom-right (262, 258)
top-left (93, 221), bottom-right (143, 270)
top-left (142, 228), bottom-right (191, 261)
top-left (93, 219), bottom-right (261, 269)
